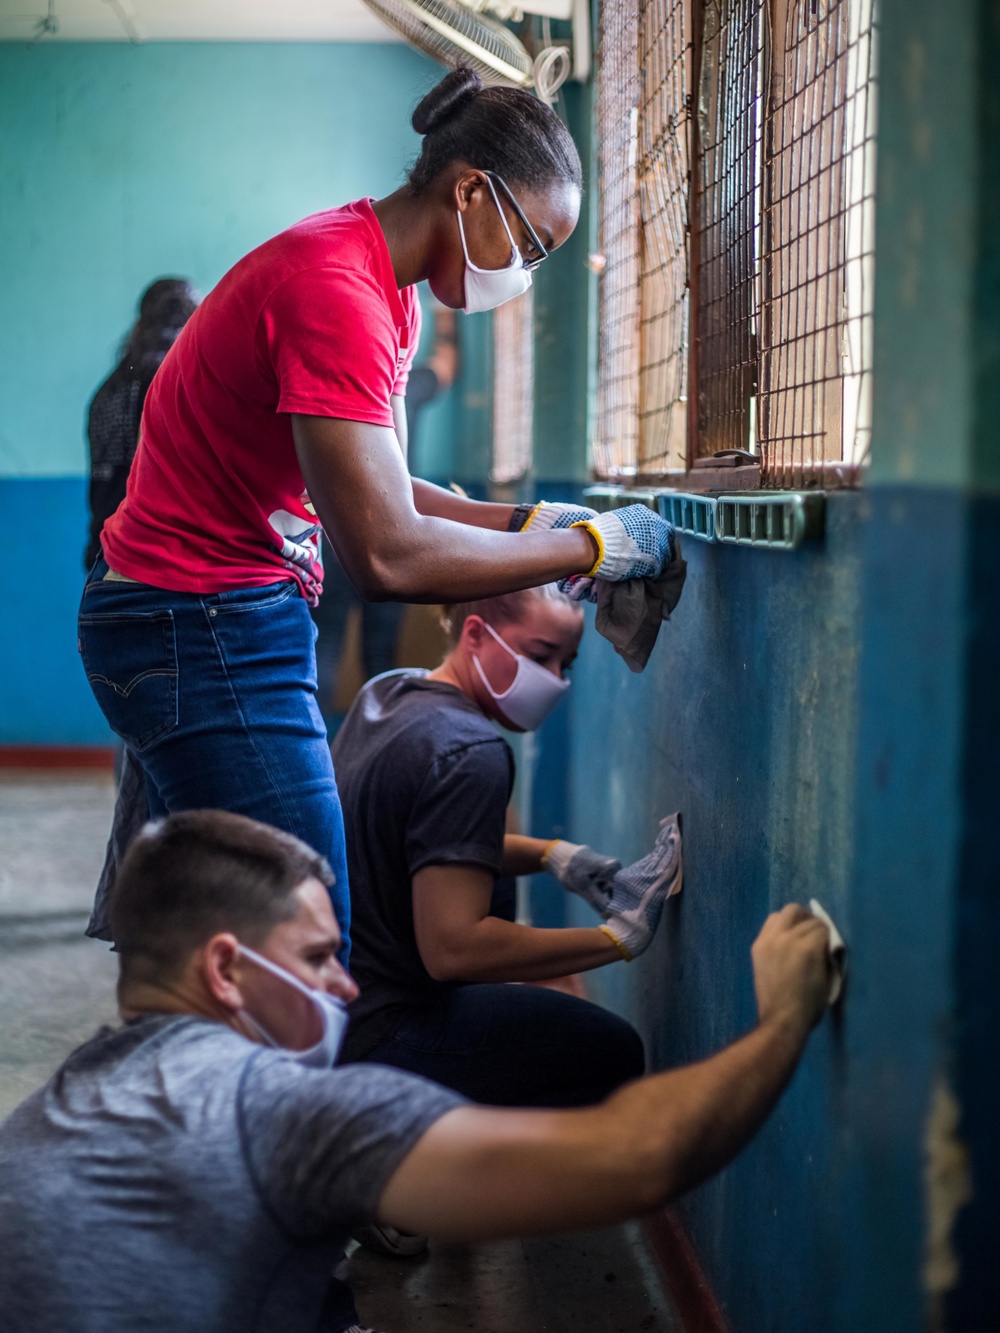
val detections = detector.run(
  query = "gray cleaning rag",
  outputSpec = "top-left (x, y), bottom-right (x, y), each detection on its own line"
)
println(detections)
top-left (592, 536), bottom-right (687, 672)
top-left (87, 746), bottom-right (149, 942)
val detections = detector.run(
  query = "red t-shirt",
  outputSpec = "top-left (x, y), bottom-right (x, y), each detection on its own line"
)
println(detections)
top-left (101, 199), bottom-right (421, 602)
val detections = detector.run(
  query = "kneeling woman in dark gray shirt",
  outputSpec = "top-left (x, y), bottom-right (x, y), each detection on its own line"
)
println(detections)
top-left (332, 583), bottom-right (682, 1117)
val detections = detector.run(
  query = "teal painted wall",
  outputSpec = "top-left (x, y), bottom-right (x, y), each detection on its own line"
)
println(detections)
top-left (0, 41), bottom-right (442, 478)
top-left (0, 41), bottom-right (457, 743)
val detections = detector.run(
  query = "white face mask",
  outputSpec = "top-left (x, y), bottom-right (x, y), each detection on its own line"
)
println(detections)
top-left (472, 621), bottom-right (570, 732)
top-left (237, 944), bottom-right (349, 1070)
top-left (457, 176), bottom-right (533, 314)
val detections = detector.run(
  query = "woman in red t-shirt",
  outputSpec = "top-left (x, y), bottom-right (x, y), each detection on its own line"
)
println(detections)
top-left (78, 68), bottom-right (675, 976)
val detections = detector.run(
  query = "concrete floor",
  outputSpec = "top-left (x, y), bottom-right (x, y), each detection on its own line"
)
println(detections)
top-left (347, 1226), bottom-right (678, 1332)
top-left (0, 772), bottom-right (119, 1120)
top-left (0, 773), bottom-right (681, 1332)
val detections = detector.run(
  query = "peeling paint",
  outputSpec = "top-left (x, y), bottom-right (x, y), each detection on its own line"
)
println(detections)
top-left (923, 1077), bottom-right (973, 1328)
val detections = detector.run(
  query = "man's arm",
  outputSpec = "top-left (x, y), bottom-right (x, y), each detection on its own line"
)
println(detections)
top-left (292, 414), bottom-right (595, 602)
top-left (377, 907), bottom-right (831, 1240)
top-left (412, 863), bottom-right (621, 983)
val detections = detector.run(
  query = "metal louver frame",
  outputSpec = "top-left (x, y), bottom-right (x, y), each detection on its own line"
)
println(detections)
top-left (583, 486), bottom-right (825, 551)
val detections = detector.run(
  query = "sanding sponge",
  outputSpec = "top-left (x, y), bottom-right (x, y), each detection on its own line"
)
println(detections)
top-left (809, 899), bottom-right (847, 1004)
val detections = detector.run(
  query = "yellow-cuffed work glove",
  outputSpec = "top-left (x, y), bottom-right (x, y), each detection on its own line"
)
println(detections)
top-left (542, 840), bottom-right (621, 916)
top-left (600, 814), bottom-right (683, 960)
top-left (559, 504), bottom-right (677, 601)
top-left (511, 501), bottom-right (598, 533)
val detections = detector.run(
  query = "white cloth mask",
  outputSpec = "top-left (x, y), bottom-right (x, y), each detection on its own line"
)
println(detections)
top-left (237, 944), bottom-right (348, 1069)
top-left (457, 176), bottom-right (533, 314)
top-left (472, 621), bottom-right (570, 732)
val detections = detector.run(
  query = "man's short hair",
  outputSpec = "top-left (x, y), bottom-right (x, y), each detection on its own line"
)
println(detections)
top-left (110, 810), bottom-right (333, 990)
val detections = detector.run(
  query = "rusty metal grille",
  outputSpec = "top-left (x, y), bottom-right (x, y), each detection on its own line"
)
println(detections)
top-left (491, 290), bottom-right (534, 483)
top-left (593, 0), bottom-right (642, 480)
top-left (759, 0), bottom-right (877, 487)
top-left (635, 0), bottom-right (692, 474)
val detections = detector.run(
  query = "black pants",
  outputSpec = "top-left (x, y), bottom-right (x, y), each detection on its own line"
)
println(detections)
top-left (363, 983), bottom-right (646, 1108)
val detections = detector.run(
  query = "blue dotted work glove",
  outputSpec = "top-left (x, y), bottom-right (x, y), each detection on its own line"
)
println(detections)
top-left (600, 814), bottom-right (683, 961)
top-left (519, 500), bottom-right (599, 532)
top-left (557, 505), bottom-right (676, 602)
top-left (542, 840), bottom-right (621, 916)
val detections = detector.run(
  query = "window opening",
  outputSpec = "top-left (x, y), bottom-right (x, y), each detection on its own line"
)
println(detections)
top-left (593, 0), bottom-right (642, 480)
top-left (759, 0), bottom-right (877, 488)
top-left (491, 290), bottom-right (535, 484)
top-left (591, 0), bottom-right (877, 488)
top-left (693, 0), bottom-right (766, 462)
top-left (635, 0), bottom-right (693, 475)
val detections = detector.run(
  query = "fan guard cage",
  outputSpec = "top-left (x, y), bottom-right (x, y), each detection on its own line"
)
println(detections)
top-left (363, 0), bottom-right (534, 88)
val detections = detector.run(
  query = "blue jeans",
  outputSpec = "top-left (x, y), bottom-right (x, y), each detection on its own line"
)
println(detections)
top-left (361, 984), bottom-right (646, 1107)
top-left (78, 559), bottom-right (351, 961)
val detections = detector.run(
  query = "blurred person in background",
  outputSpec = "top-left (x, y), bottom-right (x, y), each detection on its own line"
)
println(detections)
top-left (84, 277), bottom-right (200, 570)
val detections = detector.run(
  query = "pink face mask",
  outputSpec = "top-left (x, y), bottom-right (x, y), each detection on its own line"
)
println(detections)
top-left (472, 621), bottom-right (570, 732)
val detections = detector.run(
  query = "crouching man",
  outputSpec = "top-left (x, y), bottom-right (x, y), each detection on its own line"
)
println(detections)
top-left (0, 810), bottom-right (832, 1333)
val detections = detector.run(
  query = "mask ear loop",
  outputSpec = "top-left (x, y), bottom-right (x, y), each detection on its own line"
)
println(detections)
top-left (456, 177), bottom-right (522, 274)
top-left (471, 622), bottom-right (521, 704)
top-left (237, 945), bottom-right (327, 1048)
top-left (481, 174), bottom-right (522, 256)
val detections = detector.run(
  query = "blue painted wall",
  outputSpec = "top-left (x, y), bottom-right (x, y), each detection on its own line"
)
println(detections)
top-left (0, 41), bottom-right (450, 743)
top-left (549, 499), bottom-right (863, 1330)
top-left (521, 2), bottom-right (998, 1328)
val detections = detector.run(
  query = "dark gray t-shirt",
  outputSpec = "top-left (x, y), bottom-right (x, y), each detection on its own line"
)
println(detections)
top-left (0, 1015), bottom-right (461, 1333)
top-left (331, 671), bottom-right (514, 1057)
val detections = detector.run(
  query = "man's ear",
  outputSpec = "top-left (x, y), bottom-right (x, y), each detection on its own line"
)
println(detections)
top-left (201, 933), bottom-right (245, 1013)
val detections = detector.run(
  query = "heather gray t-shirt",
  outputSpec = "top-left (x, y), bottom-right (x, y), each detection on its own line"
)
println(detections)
top-left (0, 1015), bottom-right (461, 1333)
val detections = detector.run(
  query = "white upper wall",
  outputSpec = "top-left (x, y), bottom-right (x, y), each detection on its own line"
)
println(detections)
top-left (0, 0), bottom-right (399, 42)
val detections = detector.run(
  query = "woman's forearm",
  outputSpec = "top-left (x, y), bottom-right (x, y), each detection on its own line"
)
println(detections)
top-left (500, 834), bottom-right (553, 877)
top-left (427, 919), bottom-right (621, 984)
top-left (293, 416), bottom-right (597, 602)
top-left (362, 518), bottom-right (597, 603)
top-left (412, 477), bottom-right (515, 531)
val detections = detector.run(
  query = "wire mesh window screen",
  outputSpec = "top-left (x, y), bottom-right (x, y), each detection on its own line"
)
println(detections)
top-left (692, 0), bottom-right (765, 461)
top-left (593, 0), bottom-right (642, 480)
top-left (759, 0), bottom-right (877, 487)
top-left (592, 0), bottom-right (877, 485)
top-left (491, 290), bottom-right (534, 483)
top-left (635, 0), bottom-right (692, 475)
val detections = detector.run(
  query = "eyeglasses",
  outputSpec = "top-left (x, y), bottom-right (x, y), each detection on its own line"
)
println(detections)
top-left (484, 170), bottom-right (550, 271)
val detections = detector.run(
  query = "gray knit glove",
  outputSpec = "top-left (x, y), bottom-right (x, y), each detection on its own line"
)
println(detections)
top-left (601, 814), bottom-right (683, 960)
top-left (543, 840), bottom-right (621, 916)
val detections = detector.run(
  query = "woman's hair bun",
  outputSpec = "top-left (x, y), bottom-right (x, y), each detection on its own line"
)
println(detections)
top-left (412, 68), bottom-right (483, 136)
